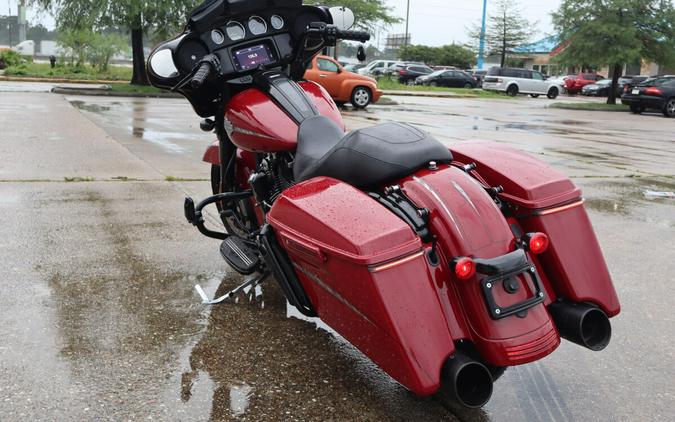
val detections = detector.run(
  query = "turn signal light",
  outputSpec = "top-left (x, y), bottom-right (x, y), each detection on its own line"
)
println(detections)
top-left (527, 232), bottom-right (549, 254)
top-left (454, 257), bottom-right (476, 280)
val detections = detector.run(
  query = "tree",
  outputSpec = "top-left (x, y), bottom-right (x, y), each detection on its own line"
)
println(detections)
top-left (468, 0), bottom-right (535, 67)
top-left (553, 0), bottom-right (675, 104)
top-left (399, 44), bottom-right (475, 68)
top-left (31, 0), bottom-right (195, 85)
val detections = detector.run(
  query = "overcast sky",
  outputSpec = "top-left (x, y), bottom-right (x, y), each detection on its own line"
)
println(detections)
top-left (385, 0), bottom-right (563, 47)
top-left (11, 0), bottom-right (562, 46)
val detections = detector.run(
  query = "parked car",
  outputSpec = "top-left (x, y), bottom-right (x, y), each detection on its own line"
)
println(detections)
top-left (305, 56), bottom-right (382, 108)
top-left (621, 76), bottom-right (675, 117)
top-left (304, 55), bottom-right (383, 109)
top-left (344, 63), bottom-right (366, 73)
top-left (416, 69), bottom-right (477, 88)
top-left (621, 76), bottom-right (650, 94)
top-left (581, 78), bottom-right (632, 97)
top-left (357, 59), bottom-right (400, 76)
top-left (395, 65), bottom-right (433, 85)
top-left (565, 72), bottom-right (605, 94)
top-left (466, 69), bottom-right (488, 87)
top-left (482, 67), bottom-right (563, 99)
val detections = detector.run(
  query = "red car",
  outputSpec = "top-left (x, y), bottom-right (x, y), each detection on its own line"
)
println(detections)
top-left (565, 72), bottom-right (605, 94)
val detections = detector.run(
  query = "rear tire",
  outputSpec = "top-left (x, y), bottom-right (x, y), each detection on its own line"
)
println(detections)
top-left (630, 105), bottom-right (644, 114)
top-left (663, 98), bottom-right (675, 117)
top-left (464, 83), bottom-right (473, 89)
top-left (351, 86), bottom-right (371, 109)
top-left (547, 87), bottom-right (559, 99)
top-left (506, 85), bottom-right (519, 97)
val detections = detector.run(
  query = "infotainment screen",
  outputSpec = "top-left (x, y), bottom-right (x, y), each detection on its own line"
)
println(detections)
top-left (232, 44), bottom-right (275, 71)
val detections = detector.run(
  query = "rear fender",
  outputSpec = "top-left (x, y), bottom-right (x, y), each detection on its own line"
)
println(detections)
top-left (400, 165), bottom-right (559, 366)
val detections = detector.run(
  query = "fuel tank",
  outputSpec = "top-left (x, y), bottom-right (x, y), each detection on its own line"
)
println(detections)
top-left (224, 81), bottom-right (344, 152)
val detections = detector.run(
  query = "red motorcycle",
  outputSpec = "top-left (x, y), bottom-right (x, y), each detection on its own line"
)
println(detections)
top-left (148, 0), bottom-right (620, 409)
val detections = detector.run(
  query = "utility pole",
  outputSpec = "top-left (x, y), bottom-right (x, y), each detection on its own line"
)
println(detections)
top-left (477, 0), bottom-right (488, 69)
top-left (7, 0), bottom-right (12, 47)
top-left (18, 0), bottom-right (26, 42)
top-left (404, 0), bottom-right (410, 47)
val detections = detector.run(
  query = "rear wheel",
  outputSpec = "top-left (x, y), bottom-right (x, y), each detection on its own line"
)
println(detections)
top-left (506, 85), bottom-right (519, 97)
top-left (547, 87), bottom-right (559, 99)
top-left (351, 86), bottom-right (371, 109)
top-left (630, 105), bottom-right (644, 114)
top-left (530, 94), bottom-right (540, 98)
top-left (663, 98), bottom-right (675, 117)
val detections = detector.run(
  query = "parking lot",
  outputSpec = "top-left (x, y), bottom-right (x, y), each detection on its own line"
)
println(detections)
top-left (1, 83), bottom-right (674, 421)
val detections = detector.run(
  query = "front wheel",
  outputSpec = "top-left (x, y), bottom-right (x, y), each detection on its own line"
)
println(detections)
top-left (663, 98), bottom-right (675, 117)
top-left (506, 85), bottom-right (519, 97)
top-left (211, 164), bottom-right (258, 236)
top-left (429, 81), bottom-right (438, 87)
top-left (464, 83), bottom-right (473, 89)
top-left (547, 87), bottom-right (559, 99)
top-left (351, 86), bottom-right (372, 109)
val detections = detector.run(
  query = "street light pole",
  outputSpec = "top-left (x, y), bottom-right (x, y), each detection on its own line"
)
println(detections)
top-left (404, 0), bottom-right (410, 47)
top-left (477, 0), bottom-right (488, 69)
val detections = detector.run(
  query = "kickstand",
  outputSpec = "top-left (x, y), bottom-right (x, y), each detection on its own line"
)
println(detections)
top-left (195, 272), bottom-right (270, 305)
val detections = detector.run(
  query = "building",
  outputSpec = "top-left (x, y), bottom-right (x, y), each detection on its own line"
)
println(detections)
top-left (513, 36), bottom-right (675, 77)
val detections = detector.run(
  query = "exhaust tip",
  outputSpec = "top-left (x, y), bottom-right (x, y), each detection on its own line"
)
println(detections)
top-left (439, 353), bottom-right (493, 409)
top-left (549, 301), bottom-right (612, 351)
top-left (580, 307), bottom-right (612, 351)
top-left (454, 361), bottom-right (493, 408)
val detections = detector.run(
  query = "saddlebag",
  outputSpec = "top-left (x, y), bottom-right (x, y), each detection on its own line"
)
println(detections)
top-left (267, 176), bottom-right (454, 395)
top-left (450, 141), bottom-right (620, 317)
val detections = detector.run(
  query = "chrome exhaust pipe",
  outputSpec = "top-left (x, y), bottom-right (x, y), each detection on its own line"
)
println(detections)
top-left (548, 301), bottom-right (611, 351)
top-left (438, 351), bottom-right (494, 408)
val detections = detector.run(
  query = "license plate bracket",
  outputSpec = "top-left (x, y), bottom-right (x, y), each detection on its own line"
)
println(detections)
top-left (474, 250), bottom-right (546, 320)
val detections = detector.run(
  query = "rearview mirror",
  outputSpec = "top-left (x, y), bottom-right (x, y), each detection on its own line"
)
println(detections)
top-left (357, 45), bottom-right (367, 62)
top-left (329, 6), bottom-right (355, 30)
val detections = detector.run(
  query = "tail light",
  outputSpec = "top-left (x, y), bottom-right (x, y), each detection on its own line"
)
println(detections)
top-left (399, 70), bottom-right (408, 75)
top-left (623, 85), bottom-right (629, 93)
top-left (645, 87), bottom-right (662, 95)
top-left (453, 257), bottom-right (476, 280)
top-left (524, 232), bottom-right (549, 254)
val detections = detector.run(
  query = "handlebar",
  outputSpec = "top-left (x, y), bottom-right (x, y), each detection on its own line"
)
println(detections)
top-left (190, 54), bottom-right (220, 89)
top-left (335, 29), bottom-right (371, 43)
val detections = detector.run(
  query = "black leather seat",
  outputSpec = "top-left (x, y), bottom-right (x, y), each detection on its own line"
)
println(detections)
top-left (294, 116), bottom-right (453, 188)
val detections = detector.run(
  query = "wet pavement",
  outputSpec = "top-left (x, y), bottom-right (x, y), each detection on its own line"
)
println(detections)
top-left (1, 83), bottom-right (674, 421)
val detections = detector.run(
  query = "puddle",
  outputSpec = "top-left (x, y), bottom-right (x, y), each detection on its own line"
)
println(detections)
top-left (69, 100), bottom-right (111, 113)
top-left (583, 177), bottom-right (675, 225)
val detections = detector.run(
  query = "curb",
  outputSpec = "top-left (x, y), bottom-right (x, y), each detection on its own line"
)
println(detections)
top-left (382, 90), bottom-right (471, 98)
top-left (0, 75), bottom-right (122, 84)
top-left (547, 104), bottom-right (629, 112)
top-left (51, 87), bottom-right (182, 98)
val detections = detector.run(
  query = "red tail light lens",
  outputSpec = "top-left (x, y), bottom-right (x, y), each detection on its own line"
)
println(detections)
top-left (527, 232), bottom-right (549, 254)
top-left (454, 257), bottom-right (476, 280)
top-left (399, 70), bottom-right (408, 75)
top-left (645, 87), bottom-right (662, 95)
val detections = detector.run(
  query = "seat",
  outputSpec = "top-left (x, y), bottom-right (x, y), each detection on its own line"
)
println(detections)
top-left (294, 116), bottom-right (453, 188)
